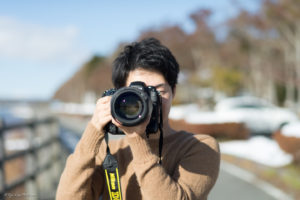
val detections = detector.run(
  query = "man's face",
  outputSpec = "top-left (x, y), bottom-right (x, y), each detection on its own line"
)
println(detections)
top-left (125, 68), bottom-right (174, 126)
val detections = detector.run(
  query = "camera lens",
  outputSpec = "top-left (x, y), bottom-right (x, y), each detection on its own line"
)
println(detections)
top-left (110, 85), bottom-right (150, 126)
top-left (116, 93), bottom-right (142, 119)
top-left (107, 81), bottom-right (160, 133)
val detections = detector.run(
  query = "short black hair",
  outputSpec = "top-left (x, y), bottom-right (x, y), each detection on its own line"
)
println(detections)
top-left (112, 38), bottom-right (180, 92)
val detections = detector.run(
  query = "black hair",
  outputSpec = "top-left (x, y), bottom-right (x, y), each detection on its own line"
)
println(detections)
top-left (112, 38), bottom-right (180, 92)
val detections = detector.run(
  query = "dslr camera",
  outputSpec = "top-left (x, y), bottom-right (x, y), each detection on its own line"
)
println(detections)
top-left (102, 81), bottom-right (162, 135)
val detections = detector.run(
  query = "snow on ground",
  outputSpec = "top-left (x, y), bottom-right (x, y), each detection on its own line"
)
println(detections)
top-left (220, 136), bottom-right (293, 167)
top-left (168, 104), bottom-right (200, 120)
top-left (5, 138), bottom-right (29, 151)
top-left (170, 104), bottom-right (298, 167)
top-left (51, 101), bottom-right (95, 115)
top-left (9, 104), bottom-right (35, 119)
top-left (169, 104), bottom-right (240, 124)
top-left (281, 122), bottom-right (300, 138)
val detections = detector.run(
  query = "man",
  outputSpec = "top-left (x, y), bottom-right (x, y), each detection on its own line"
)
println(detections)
top-left (56, 38), bottom-right (220, 200)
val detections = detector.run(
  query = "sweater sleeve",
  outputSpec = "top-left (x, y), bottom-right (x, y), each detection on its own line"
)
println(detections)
top-left (126, 134), bottom-right (220, 200)
top-left (56, 122), bottom-right (106, 200)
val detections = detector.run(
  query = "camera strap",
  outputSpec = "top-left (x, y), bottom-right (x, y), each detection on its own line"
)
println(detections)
top-left (158, 105), bottom-right (163, 164)
top-left (145, 97), bottom-right (164, 164)
top-left (102, 133), bottom-right (123, 200)
top-left (102, 104), bottom-right (163, 199)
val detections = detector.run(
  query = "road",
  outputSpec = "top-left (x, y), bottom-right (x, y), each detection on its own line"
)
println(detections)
top-left (209, 161), bottom-right (292, 200)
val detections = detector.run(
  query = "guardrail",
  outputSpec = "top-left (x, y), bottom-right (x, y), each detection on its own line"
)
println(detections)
top-left (0, 117), bottom-right (65, 200)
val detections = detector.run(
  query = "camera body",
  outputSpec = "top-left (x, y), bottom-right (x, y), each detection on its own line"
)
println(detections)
top-left (102, 81), bottom-right (162, 135)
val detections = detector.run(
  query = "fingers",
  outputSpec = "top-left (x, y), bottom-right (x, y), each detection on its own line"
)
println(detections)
top-left (91, 96), bottom-right (112, 131)
top-left (101, 115), bottom-right (113, 127)
top-left (96, 96), bottom-right (111, 104)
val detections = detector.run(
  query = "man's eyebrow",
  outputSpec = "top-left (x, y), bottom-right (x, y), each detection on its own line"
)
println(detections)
top-left (153, 83), bottom-right (166, 88)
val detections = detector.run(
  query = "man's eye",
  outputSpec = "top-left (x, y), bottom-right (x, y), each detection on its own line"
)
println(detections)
top-left (159, 91), bottom-right (167, 94)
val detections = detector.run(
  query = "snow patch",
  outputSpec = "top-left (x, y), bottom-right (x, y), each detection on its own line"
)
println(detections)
top-left (169, 104), bottom-right (239, 124)
top-left (169, 104), bottom-right (200, 120)
top-left (51, 102), bottom-right (95, 115)
top-left (281, 122), bottom-right (300, 138)
top-left (10, 105), bottom-right (35, 119)
top-left (220, 136), bottom-right (293, 167)
top-left (5, 138), bottom-right (29, 151)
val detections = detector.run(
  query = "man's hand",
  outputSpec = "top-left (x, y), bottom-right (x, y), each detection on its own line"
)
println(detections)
top-left (90, 96), bottom-right (112, 132)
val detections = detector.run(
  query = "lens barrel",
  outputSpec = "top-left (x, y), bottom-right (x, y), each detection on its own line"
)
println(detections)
top-left (111, 87), bottom-right (151, 126)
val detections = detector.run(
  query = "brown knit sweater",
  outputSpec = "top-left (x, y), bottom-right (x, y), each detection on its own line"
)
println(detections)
top-left (56, 122), bottom-right (220, 200)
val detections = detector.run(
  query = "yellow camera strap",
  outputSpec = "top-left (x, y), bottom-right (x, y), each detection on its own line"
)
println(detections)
top-left (103, 133), bottom-right (123, 200)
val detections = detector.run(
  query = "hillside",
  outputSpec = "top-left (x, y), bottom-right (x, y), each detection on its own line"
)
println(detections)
top-left (52, 56), bottom-right (113, 103)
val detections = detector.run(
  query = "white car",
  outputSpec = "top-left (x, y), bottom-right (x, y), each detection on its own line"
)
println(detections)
top-left (214, 96), bottom-right (299, 135)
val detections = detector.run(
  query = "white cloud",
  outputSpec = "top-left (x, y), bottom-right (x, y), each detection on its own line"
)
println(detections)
top-left (0, 16), bottom-right (90, 64)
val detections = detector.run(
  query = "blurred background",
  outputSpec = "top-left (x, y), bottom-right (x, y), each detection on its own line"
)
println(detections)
top-left (1, 0), bottom-right (300, 199)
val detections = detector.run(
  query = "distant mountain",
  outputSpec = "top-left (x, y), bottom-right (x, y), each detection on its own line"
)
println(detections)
top-left (52, 55), bottom-right (113, 103)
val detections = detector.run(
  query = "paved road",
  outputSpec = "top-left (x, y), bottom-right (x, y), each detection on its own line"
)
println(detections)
top-left (209, 162), bottom-right (281, 200)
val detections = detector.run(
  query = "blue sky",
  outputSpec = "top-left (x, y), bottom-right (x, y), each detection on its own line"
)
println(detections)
top-left (0, 0), bottom-right (260, 100)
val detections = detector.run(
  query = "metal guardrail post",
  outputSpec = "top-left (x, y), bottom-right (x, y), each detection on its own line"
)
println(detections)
top-left (0, 118), bottom-right (6, 200)
top-left (39, 118), bottom-right (60, 199)
top-left (49, 120), bottom-right (62, 193)
top-left (25, 123), bottom-right (39, 200)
